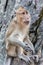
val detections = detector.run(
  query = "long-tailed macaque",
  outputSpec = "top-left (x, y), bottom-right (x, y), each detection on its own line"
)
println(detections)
top-left (5, 6), bottom-right (35, 64)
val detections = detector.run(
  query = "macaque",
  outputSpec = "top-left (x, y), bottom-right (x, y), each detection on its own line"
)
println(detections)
top-left (5, 6), bottom-right (35, 64)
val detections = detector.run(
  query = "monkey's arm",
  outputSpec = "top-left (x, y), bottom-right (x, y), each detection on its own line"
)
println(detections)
top-left (7, 35), bottom-right (35, 53)
top-left (5, 19), bottom-right (16, 38)
top-left (7, 37), bottom-right (28, 50)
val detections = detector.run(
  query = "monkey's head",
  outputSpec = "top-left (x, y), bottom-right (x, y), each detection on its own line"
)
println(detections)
top-left (16, 6), bottom-right (31, 28)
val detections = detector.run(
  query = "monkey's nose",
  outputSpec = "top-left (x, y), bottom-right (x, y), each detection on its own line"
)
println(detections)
top-left (27, 18), bottom-right (29, 21)
top-left (25, 17), bottom-right (29, 21)
top-left (27, 18), bottom-right (29, 19)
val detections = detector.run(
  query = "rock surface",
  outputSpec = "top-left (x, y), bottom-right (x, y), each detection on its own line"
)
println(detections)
top-left (0, 0), bottom-right (43, 65)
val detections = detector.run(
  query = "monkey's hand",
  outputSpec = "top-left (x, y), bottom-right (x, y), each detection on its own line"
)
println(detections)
top-left (24, 42), bottom-right (33, 52)
top-left (24, 41), bottom-right (35, 54)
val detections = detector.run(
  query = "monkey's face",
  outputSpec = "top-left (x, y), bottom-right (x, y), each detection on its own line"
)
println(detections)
top-left (16, 7), bottom-right (31, 27)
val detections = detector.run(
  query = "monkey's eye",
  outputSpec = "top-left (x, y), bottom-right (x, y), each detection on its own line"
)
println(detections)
top-left (22, 12), bottom-right (25, 14)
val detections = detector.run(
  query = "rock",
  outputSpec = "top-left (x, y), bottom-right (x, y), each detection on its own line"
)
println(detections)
top-left (0, 0), bottom-right (43, 65)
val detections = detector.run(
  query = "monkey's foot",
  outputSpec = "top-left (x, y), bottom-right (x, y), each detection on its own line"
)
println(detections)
top-left (18, 54), bottom-right (31, 64)
top-left (30, 55), bottom-right (39, 62)
top-left (33, 55), bottom-right (39, 62)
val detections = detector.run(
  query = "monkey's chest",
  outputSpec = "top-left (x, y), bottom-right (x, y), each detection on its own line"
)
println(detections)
top-left (15, 34), bottom-right (24, 41)
top-left (10, 31), bottom-right (25, 42)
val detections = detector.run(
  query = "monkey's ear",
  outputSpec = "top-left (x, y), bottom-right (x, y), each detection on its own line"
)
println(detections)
top-left (12, 17), bottom-right (17, 24)
top-left (11, 12), bottom-right (16, 19)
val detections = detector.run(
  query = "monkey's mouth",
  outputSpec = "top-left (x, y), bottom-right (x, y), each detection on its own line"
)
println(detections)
top-left (24, 21), bottom-right (29, 24)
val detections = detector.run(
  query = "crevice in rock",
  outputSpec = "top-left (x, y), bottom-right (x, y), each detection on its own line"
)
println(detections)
top-left (4, 0), bottom-right (9, 12)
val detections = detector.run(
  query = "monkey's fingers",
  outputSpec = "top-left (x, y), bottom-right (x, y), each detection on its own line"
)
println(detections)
top-left (24, 44), bottom-right (34, 53)
top-left (24, 46), bottom-right (32, 52)
top-left (27, 56), bottom-right (32, 64)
